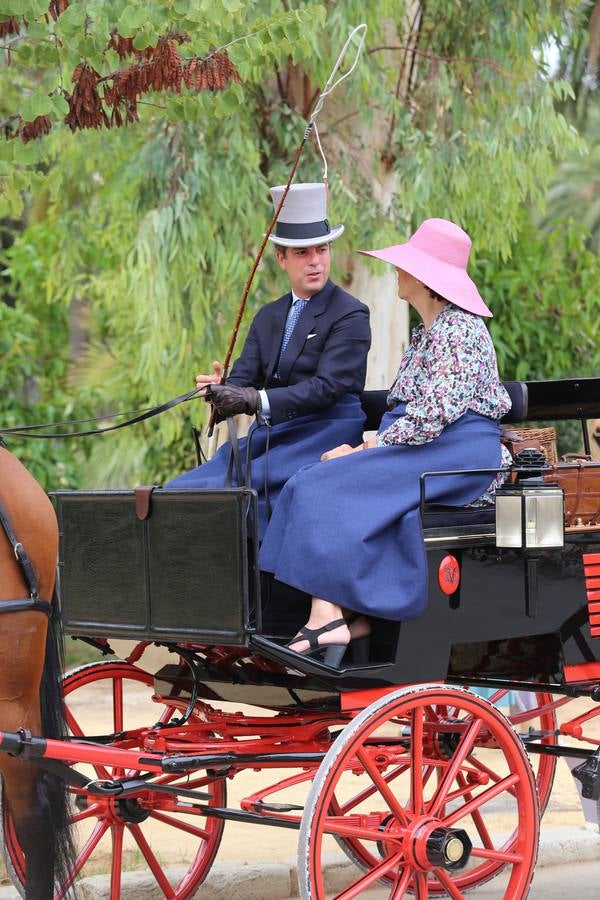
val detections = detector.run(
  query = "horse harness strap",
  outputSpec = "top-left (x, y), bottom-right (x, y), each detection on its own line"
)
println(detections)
top-left (0, 502), bottom-right (49, 614)
top-left (0, 599), bottom-right (51, 616)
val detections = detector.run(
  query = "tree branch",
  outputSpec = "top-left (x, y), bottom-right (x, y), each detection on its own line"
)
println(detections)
top-left (384, 6), bottom-right (422, 167)
top-left (368, 44), bottom-right (514, 79)
top-left (0, 113), bottom-right (20, 133)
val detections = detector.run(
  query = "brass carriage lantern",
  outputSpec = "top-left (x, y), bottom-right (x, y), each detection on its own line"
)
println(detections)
top-left (495, 450), bottom-right (564, 551)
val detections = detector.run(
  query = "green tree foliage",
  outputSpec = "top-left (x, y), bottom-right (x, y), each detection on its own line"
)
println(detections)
top-left (542, 109), bottom-right (600, 253)
top-left (539, 1), bottom-right (600, 252)
top-left (473, 211), bottom-right (600, 382)
top-left (0, 1), bottom-right (589, 488)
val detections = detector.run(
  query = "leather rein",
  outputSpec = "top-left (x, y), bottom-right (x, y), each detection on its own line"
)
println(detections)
top-left (0, 388), bottom-right (198, 440)
top-left (0, 392), bottom-right (201, 617)
top-left (0, 503), bottom-right (51, 617)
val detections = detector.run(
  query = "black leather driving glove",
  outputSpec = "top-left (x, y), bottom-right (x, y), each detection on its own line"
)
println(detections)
top-left (205, 384), bottom-right (260, 417)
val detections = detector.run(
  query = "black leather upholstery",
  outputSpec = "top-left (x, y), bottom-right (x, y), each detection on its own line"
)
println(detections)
top-left (359, 381), bottom-right (528, 431)
top-left (420, 505), bottom-right (495, 529)
top-left (500, 381), bottom-right (528, 424)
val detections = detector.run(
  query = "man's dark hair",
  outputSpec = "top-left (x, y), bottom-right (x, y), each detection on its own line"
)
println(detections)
top-left (273, 242), bottom-right (332, 258)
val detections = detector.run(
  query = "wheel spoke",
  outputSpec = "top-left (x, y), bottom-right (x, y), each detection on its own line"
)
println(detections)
top-left (334, 849), bottom-right (405, 899)
top-left (64, 704), bottom-right (85, 738)
top-left (128, 822), bottom-right (175, 897)
top-left (469, 755), bottom-right (518, 798)
top-left (70, 801), bottom-right (103, 824)
top-left (55, 819), bottom-right (109, 898)
top-left (433, 867), bottom-right (465, 899)
top-left (64, 707), bottom-right (111, 780)
top-left (113, 676), bottom-right (124, 733)
top-left (470, 846), bottom-right (523, 864)
top-left (456, 772), bottom-right (494, 849)
top-left (324, 817), bottom-right (402, 844)
top-left (509, 695), bottom-right (569, 727)
top-left (488, 689), bottom-right (508, 704)
top-left (336, 764), bottom-right (409, 814)
top-left (150, 809), bottom-right (212, 839)
top-left (444, 773), bottom-right (519, 827)
top-left (356, 747), bottom-right (409, 826)
top-left (429, 716), bottom-right (483, 817)
top-left (390, 865), bottom-right (412, 899)
top-left (413, 870), bottom-right (429, 898)
top-left (410, 706), bottom-right (425, 815)
top-left (110, 825), bottom-right (123, 900)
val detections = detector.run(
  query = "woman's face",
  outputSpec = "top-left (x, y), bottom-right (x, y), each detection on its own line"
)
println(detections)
top-left (396, 267), bottom-right (421, 302)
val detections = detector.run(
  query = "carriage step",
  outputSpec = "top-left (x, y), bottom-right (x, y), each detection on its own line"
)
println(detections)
top-left (252, 800), bottom-right (304, 813)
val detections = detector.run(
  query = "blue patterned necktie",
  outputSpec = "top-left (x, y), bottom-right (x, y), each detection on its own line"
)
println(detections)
top-left (276, 298), bottom-right (308, 378)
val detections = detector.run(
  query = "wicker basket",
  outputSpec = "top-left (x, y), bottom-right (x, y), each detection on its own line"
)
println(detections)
top-left (510, 426), bottom-right (558, 465)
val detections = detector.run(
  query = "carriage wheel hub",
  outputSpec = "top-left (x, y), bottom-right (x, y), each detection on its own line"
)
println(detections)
top-left (406, 818), bottom-right (472, 871)
top-left (115, 797), bottom-right (152, 824)
top-left (422, 825), bottom-right (472, 870)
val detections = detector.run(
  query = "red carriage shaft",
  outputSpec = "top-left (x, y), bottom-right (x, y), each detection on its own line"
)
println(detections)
top-left (0, 729), bottom-right (165, 774)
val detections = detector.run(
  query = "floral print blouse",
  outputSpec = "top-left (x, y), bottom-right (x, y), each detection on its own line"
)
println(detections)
top-left (377, 304), bottom-right (511, 447)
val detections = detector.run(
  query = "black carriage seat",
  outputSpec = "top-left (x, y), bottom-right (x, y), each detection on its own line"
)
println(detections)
top-left (358, 380), bottom-right (526, 530)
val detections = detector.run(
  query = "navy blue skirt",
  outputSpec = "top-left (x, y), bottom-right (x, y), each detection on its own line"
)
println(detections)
top-left (260, 406), bottom-right (502, 621)
top-left (165, 395), bottom-right (366, 538)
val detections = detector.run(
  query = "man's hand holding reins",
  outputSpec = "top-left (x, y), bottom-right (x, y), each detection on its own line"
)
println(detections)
top-left (205, 384), bottom-right (260, 417)
top-left (195, 361), bottom-right (224, 397)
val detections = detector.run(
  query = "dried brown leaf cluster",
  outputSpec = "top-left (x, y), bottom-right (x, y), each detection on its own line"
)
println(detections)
top-left (106, 32), bottom-right (153, 62)
top-left (3, 6), bottom-right (242, 141)
top-left (1, 1), bottom-right (68, 38)
top-left (48, 0), bottom-right (69, 21)
top-left (76, 42), bottom-right (240, 132)
top-left (106, 29), bottom-right (189, 61)
top-left (65, 63), bottom-right (104, 130)
top-left (0, 17), bottom-right (20, 38)
top-left (183, 51), bottom-right (240, 91)
top-left (20, 114), bottom-right (52, 142)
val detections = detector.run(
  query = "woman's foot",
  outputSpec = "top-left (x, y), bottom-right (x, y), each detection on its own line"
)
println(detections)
top-left (288, 618), bottom-right (350, 655)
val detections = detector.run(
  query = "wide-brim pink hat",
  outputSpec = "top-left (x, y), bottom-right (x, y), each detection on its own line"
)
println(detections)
top-left (359, 218), bottom-right (492, 317)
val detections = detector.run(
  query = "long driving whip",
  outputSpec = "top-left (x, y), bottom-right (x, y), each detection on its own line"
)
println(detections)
top-left (206, 23), bottom-right (367, 436)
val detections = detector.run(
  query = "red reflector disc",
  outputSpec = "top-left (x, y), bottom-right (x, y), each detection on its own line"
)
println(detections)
top-left (438, 555), bottom-right (461, 595)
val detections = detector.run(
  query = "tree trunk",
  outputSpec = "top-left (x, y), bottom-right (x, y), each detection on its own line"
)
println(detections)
top-left (346, 167), bottom-right (409, 390)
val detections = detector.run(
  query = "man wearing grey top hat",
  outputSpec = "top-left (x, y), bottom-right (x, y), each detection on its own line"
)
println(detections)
top-left (165, 183), bottom-right (371, 537)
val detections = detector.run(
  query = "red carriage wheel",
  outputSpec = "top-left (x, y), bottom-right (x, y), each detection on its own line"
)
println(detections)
top-left (1, 659), bottom-right (226, 898)
top-left (299, 684), bottom-right (539, 898)
top-left (330, 687), bottom-right (559, 890)
top-left (482, 689), bottom-right (561, 816)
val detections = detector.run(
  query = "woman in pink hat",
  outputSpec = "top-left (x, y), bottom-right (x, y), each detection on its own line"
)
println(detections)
top-left (260, 218), bottom-right (511, 666)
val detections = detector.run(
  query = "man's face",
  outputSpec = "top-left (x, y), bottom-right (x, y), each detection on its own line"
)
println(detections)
top-left (275, 244), bottom-right (331, 298)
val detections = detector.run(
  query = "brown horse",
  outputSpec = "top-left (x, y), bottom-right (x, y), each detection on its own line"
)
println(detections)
top-left (0, 446), bottom-right (75, 898)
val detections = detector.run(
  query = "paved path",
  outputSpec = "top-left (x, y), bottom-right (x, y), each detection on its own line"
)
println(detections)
top-left (1, 827), bottom-right (596, 898)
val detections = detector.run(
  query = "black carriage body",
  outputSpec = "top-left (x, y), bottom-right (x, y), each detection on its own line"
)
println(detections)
top-left (249, 529), bottom-right (600, 694)
top-left (54, 376), bottom-right (600, 699)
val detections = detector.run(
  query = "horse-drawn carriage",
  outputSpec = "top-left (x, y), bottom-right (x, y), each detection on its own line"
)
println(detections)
top-left (0, 376), bottom-right (599, 898)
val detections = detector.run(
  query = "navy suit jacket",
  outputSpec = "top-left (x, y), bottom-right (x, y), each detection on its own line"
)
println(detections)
top-left (227, 280), bottom-right (371, 425)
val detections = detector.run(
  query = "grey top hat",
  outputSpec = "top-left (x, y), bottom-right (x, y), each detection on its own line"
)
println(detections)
top-left (267, 182), bottom-right (344, 248)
